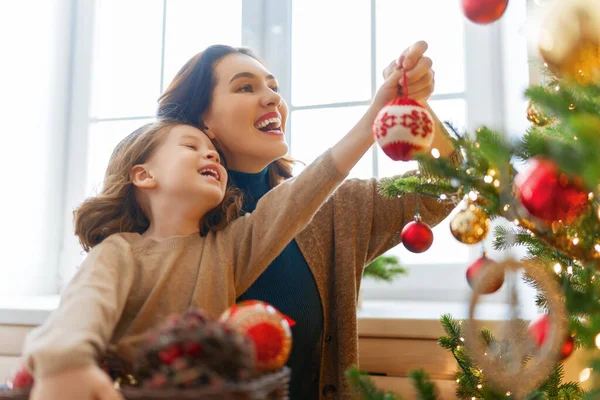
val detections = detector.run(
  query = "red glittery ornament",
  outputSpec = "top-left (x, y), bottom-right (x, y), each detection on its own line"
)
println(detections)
top-left (220, 301), bottom-right (293, 372)
top-left (515, 158), bottom-right (588, 223)
top-left (461, 0), bottom-right (509, 24)
top-left (466, 255), bottom-right (504, 294)
top-left (400, 220), bottom-right (434, 253)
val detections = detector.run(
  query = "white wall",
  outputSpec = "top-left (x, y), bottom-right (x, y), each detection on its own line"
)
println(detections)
top-left (0, 1), bottom-right (73, 295)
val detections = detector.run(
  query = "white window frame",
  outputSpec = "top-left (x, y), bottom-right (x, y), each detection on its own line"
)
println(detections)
top-left (57, 0), bottom-right (532, 303)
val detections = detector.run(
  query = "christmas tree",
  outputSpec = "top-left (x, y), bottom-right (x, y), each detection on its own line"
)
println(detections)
top-left (349, 0), bottom-right (600, 398)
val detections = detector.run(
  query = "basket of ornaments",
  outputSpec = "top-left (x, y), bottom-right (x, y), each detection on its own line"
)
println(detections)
top-left (2, 301), bottom-right (293, 400)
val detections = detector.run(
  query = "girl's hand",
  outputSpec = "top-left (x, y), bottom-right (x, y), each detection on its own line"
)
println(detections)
top-left (30, 364), bottom-right (124, 400)
top-left (373, 40), bottom-right (435, 110)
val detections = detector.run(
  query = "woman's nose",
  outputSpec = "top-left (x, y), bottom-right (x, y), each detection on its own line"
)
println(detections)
top-left (263, 89), bottom-right (282, 108)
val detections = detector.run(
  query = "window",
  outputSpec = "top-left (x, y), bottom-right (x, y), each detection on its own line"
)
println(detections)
top-left (51, 0), bottom-right (532, 303)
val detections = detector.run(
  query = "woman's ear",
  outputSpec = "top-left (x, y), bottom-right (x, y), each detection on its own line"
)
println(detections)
top-left (130, 165), bottom-right (157, 189)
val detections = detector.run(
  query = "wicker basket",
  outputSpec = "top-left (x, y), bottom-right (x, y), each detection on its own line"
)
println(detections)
top-left (0, 368), bottom-right (290, 400)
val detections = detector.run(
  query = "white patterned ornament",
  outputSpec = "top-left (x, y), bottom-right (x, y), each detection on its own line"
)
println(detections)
top-left (373, 98), bottom-right (435, 161)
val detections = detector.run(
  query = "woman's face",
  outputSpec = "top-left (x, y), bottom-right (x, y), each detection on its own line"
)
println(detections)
top-left (202, 53), bottom-right (289, 173)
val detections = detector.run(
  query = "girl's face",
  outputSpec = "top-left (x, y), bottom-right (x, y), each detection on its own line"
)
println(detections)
top-left (202, 53), bottom-right (289, 173)
top-left (142, 125), bottom-right (228, 212)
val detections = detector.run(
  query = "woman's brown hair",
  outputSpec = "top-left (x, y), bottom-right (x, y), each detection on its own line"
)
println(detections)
top-left (74, 119), bottom-right (243, 252)
top-left (157, 44), bottom-right (295, 187)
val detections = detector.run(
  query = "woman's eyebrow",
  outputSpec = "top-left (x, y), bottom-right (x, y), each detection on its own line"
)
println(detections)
top-left (229, 72), bottom-right (276, 83)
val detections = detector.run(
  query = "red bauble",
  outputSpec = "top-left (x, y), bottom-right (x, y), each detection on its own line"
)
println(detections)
top-left (461, 0), bottom-right (509, 24)
top-left (515, 158), bottom-right (588, 223)
top-left (466, 256), bottom-right (504, 294)
top-left (560, 335), bottom-right (576, 360)
top-left (527, 314), bottom-right (575, 361)
top-left (401, 220), bottom-right (433, 253)
top-left (528, 314), bottom-right (550, 348)
top-left (6, 364), bottom-right (34, 390)
top-left (220, 301), bottom-right (293, 372)
top-left (373, 98), bottom-right (435, 161)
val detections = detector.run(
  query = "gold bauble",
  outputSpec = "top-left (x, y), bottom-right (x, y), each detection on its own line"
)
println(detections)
top-left (538, 0), bottom-right (600, 85)
top-left (526, 101), bottom-right (555, 127)
top-left (450, 204), bottom-right (491, 244)
top-left (550, 42), bottom-right (600, 85)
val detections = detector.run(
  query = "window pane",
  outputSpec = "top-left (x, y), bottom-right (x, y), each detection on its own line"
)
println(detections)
top-left (162, 0), bottom-right (243, 90)
top-left (86, 119), bottom-right (153, 195)
top-left (90, 0), bottom-right (164, 118)
top-left (376, 0), bottom-right (465, 95)
top-left (291, 106), bottom-right (373, 179)
top-left (291, 0), bottom-right (371, 106)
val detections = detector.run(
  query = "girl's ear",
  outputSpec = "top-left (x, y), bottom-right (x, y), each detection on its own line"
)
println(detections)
top-left (130, 164), bottom-right (157, 189)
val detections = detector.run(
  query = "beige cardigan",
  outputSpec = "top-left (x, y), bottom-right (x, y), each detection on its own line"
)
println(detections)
top-left (295, 175), bottom-right (455, 399)
top-left (23, 150), bottom-right (346, 378)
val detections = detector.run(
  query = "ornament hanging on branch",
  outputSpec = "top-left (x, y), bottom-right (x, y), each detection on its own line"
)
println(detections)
top-left (538, 0), bottom-right (600, 85)
top-left (526, 101), bottom-right (555, 127)
top-left (373, 71), bottom-right (435, 161)
top-left (515, 158), bottom-right (588, 224)
top-left (401, 216), bottom-right (433, 253)
top-left (220, 301), bottom-right (294, 372)
top-left (461, 0), bottom-right (509, 25)
top-left (466, 253), bottom-right (504, 294)
top-left (401, 194), bottom-right (434, 253)
top-left (450, 203), bottom-right (491, 245)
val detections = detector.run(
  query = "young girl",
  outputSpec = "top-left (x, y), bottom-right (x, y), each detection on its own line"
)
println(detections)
top-left (23, 60), bottom-right (409, 400)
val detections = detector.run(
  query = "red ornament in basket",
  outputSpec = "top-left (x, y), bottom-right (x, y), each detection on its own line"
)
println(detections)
top-left (5, 363), bottom-right (34, 390)
top-left (220, 301), bottom-right (294, 373)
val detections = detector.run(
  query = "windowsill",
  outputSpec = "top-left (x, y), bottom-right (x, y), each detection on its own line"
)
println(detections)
top-left (0, 296), bottom-right (60, 326)
top-left (357, 299), bottom-right (540, 340)
top-left (0, 297), bottom-right (540, 341)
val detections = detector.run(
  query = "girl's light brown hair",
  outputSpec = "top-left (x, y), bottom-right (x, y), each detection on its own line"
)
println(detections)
top-left (74, 119), bottom-right (243, 252)
top-left (157, 44), bottom-right (295, 187)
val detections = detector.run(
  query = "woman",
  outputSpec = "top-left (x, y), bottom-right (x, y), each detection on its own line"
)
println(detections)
top-left (157, 42), bottom-right (460, 400)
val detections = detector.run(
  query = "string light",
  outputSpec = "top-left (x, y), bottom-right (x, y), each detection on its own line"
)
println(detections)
top-left (573, 237), bottom-right (580, 246)
top-left (488, 169), bottom-right (496, 177)
top-left (493, 180), bottom-right (500, 188)
top-left (431, 148), bottom-right (440, 159)
top-left (567, 265), bottom-right (574, 275)
top-left (589, 192), bottom-right (594, 201)
top-left (484, 175), bottom-right (493, 184)
top-left (595, 244), bottom-right (600, 253)
top-left (469, 191), bottom-right (478, 201)
top-left (477, 384), bottom-right (483, 389)
top-left (595, 333), bottom-right (600, 349)
top-left (580, 368), bottom-right (592, 382)
top-left (554, 263), bottom-right (562, 274)
top-left (503, 204), bottom-right (510, 211)
top-left (440, 194), bottom-right (447, 200)
top-left (460, 337), bottom-right (465, 342)
top-left (506, 392), bottom-right (511, 397)
top-left (513, 219), bottom-right (520, 226)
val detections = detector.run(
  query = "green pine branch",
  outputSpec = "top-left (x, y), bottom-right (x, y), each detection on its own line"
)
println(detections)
top-left (346, 366), bottom-right (403, 400)
top-left (363, 255), bottom-right (407, 282)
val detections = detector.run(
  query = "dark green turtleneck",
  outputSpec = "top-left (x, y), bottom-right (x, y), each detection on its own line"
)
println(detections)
top-left (229, 168), bottom-right (323, 400)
